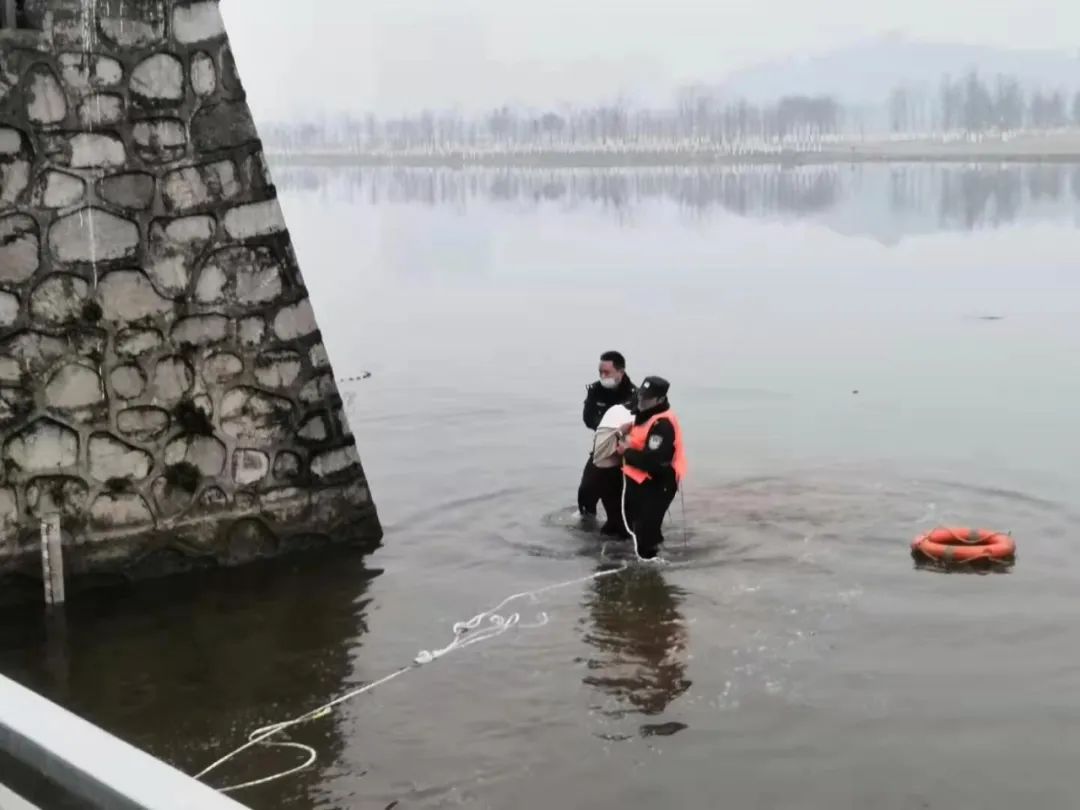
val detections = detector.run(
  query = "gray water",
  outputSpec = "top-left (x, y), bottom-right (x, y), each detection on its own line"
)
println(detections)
top-left (2, 162), bottom-right (1080, 809)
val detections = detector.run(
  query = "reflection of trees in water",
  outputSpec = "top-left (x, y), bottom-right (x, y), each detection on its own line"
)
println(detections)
top-left (938, 168), bottom-right (1021, 229)
top-left (281, 168), bottom-right (323, 192)
top-left (273, 163), bottom-right (1080, 233)
top-left (274, 166), bottom-right (842, 218)
top-left (1027, 165), bottom-right (1063, 201)
top-left (580, 567), bottom-right (691, 718)
top-left (1071, 167), bottom-right (1080, 202)
top-left (888, 165), bottom-right (927, 214)
top-left (640, 169), bottom-right (840, 216)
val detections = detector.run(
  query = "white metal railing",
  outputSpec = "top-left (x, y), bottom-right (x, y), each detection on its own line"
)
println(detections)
top-left (0, 674), bottom-right (250, 809)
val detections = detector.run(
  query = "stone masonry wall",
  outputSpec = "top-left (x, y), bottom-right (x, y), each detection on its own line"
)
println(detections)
top-left (0, 0), bottom-right (381, 592)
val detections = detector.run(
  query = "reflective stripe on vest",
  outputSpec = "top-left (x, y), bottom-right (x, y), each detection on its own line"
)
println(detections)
top-left (623, 410), bottom-right (686, 485)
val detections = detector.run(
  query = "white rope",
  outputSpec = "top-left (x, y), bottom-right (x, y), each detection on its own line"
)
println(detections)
top-left (620, 465), bottom-right (680, 562)
top-left (680, 485), bottom-right (688, 546)
top-left (194, 563), bottom-right (630, 793)
top-left (621, 469), bottom-right (643, 560)
top-left (195, 453), bottom-right (677, 793)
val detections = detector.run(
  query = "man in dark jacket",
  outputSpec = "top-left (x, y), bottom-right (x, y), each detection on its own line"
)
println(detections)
top-left (578, 351), bottom-right (636, 532)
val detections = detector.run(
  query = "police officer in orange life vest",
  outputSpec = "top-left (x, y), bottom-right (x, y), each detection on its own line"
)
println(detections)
top-left (616, 376), bottom-right (686, 560)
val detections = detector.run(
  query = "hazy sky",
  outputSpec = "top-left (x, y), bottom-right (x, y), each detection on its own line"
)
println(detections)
top-left (221, 0), bottom-right (1080, 117)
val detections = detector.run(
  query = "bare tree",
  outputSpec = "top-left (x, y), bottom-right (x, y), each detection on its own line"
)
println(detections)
top-left (889, 87), bottom-right (910, 132)
top-left (994, 75), bottom-right (1024, 130)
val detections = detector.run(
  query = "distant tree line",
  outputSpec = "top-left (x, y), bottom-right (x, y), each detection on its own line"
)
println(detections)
top-left (261, 71), bottom-right (1080, 154)
top-left (890, 70), bottom-right (1080, 133)
top-left (261, 93), bottom-right (845, 154)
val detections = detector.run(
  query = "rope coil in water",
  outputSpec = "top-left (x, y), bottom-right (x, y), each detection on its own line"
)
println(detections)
top-left (194, 559), bottom-right (643, 793)
top-left (196, 469), bottom-right (682, 793)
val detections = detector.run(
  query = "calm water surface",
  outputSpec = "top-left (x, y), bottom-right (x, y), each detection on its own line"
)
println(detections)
top-left (2, 163), bottom-right (1080, 809)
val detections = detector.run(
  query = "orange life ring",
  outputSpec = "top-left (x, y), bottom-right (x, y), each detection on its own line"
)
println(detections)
top-left (911, 527), bottom-right (1015, 563)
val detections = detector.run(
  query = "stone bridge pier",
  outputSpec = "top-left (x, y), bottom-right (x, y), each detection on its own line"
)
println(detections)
top-left (0, 0), bottom-right (381, 596)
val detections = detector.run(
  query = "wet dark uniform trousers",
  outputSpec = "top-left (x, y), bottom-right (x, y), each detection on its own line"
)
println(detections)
top-left (623, 470), bottom-right (678, 558)
top-left (621, 404), bottom-right (680, 558)
top-left (578, 375), bottom-right (636, 525)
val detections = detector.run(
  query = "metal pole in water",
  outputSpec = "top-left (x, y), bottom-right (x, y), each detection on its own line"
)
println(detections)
top-left (1, 0), bottom-right (14, 29)
top-left (40, 514), bottom-right (65, 607)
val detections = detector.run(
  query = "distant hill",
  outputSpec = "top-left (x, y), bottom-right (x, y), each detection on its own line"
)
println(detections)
top-left (717, 34), bottom-right (1080, 104)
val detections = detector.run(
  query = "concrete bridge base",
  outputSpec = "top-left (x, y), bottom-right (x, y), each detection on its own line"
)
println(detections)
top-left (0, 0), bottom-right (382, 597)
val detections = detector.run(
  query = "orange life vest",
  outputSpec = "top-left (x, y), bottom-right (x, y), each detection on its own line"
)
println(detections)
top-left (623, 410), bottom-right (686, 485)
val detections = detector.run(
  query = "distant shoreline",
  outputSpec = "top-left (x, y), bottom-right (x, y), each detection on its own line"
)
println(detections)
top-left (264, 133), bottom-right (1080, 168)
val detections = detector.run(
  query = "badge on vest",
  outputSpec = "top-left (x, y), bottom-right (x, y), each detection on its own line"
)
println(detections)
top-left (648, 434), bottom-right (664, 450)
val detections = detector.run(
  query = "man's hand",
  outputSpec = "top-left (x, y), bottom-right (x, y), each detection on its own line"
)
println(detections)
top-left (618, 422), bottom-right (633, 437)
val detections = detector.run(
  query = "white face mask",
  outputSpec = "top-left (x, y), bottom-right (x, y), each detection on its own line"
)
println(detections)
top-left (599, 377), bottom-right (618, 389)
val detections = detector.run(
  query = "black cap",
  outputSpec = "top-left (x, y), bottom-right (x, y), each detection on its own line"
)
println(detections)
top-left (639, 376), bottom-right (670, 398)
